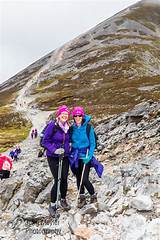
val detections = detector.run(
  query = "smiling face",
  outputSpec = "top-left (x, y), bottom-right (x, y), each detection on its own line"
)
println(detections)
top-left (74, 115), bottom-right (83, 126)
top-left (59, 111), bottom-right (69, 123)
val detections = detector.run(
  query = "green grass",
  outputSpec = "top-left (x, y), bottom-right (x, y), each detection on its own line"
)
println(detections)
top-left (0, 126), bottom-right (30, 152)
top-left (32, 73), bottom-right (160, 118)
top-left (0, 106), bottom-right (31, 152)
top-left (26, 39), bottom-right (160, 118)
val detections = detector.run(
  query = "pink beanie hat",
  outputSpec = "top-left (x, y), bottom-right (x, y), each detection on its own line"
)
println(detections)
top-left (72, 106), bottom-right (85, 117)
top-left (56, 105), bottom-right (70, 117)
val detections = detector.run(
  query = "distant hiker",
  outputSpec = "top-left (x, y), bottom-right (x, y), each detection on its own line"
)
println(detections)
top-left (31, 129), bottom-right (34, 139)
top-left (15, 145), bottom-right (21, 155)
top-left (34, 128), bottom-right (38, 138)
top-left (14, 145), bottom-right (21, 160)
top-left (69, 106), bottom-right (103, 208)
top-left (42, 105), bottom-right (71, 216)
top-left (0, 154), bottom-right (13, 180)
top-left (13, 151), bottom-right (18, 161)
top-left (9, 149), bottom-right (15, 160)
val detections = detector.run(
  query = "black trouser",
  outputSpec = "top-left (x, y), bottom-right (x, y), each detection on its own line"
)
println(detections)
top-left (0, 170), bottom-right (10, 180)
top-left (74, 159), bottom-right (95, 195)
top-left (47, 156), bottom-right (69, 203)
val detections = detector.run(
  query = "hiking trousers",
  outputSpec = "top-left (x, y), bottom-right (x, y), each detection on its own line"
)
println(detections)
top-left (47, 156), bottom-right (69, 203)
top-left (74, 159), bottom-right (95, 195)
top-left (0, 170), bottom-right (10, 180)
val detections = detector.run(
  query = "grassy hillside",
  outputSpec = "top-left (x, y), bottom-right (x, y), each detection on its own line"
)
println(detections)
top-left (0, 106), bottom-right (31, 152)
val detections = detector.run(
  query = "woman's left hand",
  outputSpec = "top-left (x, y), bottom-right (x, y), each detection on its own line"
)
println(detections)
top-left (82, 155), bottom-right (91, 164)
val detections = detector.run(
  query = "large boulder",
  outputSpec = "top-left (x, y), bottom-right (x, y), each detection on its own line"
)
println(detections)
top-left (0, 177), bottom-right (23, 209)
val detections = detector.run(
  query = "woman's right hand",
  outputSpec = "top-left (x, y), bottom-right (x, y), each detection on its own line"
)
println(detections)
top-left (54, 148), bottom-right (64, 155)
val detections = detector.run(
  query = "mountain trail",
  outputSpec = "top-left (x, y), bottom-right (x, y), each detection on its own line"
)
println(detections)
top-left (10, 43), bottom-right (76, 176)
top-left (14, 41), bottom-right (74, 130)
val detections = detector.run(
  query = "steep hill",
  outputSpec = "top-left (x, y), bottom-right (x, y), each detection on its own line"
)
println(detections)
top-left (0, 0), bottom-right (160, 150)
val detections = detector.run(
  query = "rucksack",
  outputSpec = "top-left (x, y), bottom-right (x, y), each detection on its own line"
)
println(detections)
top-left (86, 124), bottom-right (98, 149)
top-left (39, 126), bottom-right (47, 147)
top-left (38, 122), bottom-right (60, 158)
top-left (69, 123), bottom-right (98, 149)
top-left (39, 122), bottom-right (61, 148)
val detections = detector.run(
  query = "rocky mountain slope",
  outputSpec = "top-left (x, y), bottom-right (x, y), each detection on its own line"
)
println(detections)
top-left (0, 0), bottom-right (160, 150)
top-left (0, 1), bottom-right (160, 239)
top-left (0, 1), bottom-right (159, 239)
top-left (0, 101), bottom-right (159, 240)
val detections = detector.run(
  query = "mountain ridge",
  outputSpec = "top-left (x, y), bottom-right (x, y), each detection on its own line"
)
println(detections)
top-left (0, 0), bottom-right (160, 150)
top-left (1, 0), bottom-right (160, 89)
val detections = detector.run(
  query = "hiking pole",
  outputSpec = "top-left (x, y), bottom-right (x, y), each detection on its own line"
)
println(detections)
top-left (55, 149), bottom-right (64, 216)
top-left (75, 149), bottom-right (89, 207)
top-left (69, 150), bottom-right (89, 231)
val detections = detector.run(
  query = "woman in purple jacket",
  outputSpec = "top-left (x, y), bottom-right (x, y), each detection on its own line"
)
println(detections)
top-left (42, 105), bottom-right (71, 216)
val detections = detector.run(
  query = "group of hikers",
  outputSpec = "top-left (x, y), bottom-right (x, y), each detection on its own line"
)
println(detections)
top-left (9, 145), bottom-right (21, 161)
top-left (0, 145), bottom-right (21, 180)
top-left (0, 105), bottom-right (103, 217)
top-left (41, 105), bottom-right (103, 217)
top-left (31, 128), bottom-right (38, 139)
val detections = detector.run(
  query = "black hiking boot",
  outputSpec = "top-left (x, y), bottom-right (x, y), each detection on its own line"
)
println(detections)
top-left (60, 199), bottom-right (71, 211)
top-left (48, 204), bottom-right (56, 217)
top-left (77, 194), bottom-right (86, 208)
top-left (90, 193), bottom-right (97, 204)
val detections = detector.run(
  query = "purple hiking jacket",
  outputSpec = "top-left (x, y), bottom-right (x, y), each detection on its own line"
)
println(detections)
top-left (42, 121), bottom-right (70, 157)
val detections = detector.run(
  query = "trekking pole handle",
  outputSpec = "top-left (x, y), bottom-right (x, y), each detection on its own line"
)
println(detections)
top-left (86, 149), bottom-right (89, 158)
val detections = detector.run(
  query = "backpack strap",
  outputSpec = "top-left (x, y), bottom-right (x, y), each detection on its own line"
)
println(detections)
top-left (69, 123), bottom-right (93, 144)
top-left (86, 123), bottom-right (97, 148)
top-left (52, 123), bottom-right (58, 136)
top-left (52, 121), bottom-right (65, 135)
top-left (69, 124), bottom-right (91, 139)
top-left (86, 123), bottom-right (91, 140)
top-left (69, 125), bottom-right (73, 139)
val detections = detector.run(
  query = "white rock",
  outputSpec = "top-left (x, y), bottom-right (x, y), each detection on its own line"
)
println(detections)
top-left (30, 234), bottom-right (45, 240)
top-left (121, 214), bottom-right (146, 240)
top-left (68, 212), bottom-right (82, 233)
top-left (144, 218), bottom-right (160, 240)
top-left (130, 195), bottom-right (153, 211)
top-left (90, 234), bottom-right (103, 240)
top-left (19, 203), bottom-right (49, 220)
top-left (91, 212), bottom-right (110, 224)
top-left (80, 204), bottom-right (97, 215)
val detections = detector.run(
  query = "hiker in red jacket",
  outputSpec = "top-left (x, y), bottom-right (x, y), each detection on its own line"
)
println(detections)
top-left (0, 154), bottom-right (13, 179)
